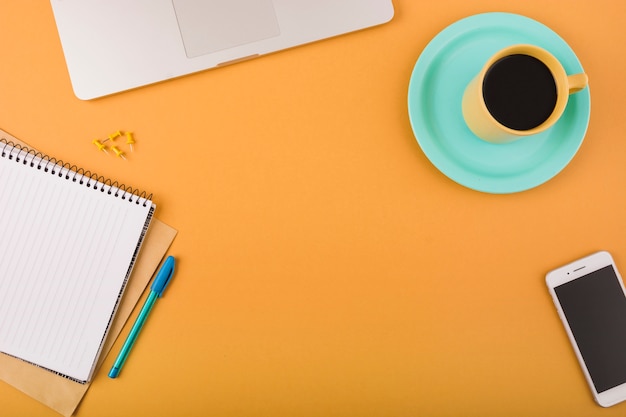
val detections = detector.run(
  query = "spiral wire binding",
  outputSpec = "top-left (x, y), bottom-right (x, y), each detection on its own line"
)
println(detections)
top-left (0, 138), bottom-right (153, 206)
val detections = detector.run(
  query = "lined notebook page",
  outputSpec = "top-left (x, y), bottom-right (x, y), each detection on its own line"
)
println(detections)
top-left (0, 145), bottom-right (153, 382)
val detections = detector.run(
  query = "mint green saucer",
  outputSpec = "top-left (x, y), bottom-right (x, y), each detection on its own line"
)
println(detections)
top-left (407, 13), bottom-right (590, 193)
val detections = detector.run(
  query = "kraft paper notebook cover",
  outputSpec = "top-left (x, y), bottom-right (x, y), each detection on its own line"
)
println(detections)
top-left (0, 128), bottom-right (177, 415)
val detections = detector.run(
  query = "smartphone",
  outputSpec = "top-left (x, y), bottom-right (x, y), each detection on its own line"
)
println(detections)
top-left (546, 251), bottom-right (626, 407)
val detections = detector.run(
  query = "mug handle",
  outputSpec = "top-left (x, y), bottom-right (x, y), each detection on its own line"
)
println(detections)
top-left (567, 73), bottom-right (588, 94)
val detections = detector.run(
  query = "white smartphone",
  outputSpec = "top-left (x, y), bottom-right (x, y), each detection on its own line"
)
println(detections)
top-left (546, 251), bottom-right (626, 407)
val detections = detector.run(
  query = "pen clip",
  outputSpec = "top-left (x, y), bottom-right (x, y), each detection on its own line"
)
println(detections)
top-left (151, 256), bottom-right (176, 297)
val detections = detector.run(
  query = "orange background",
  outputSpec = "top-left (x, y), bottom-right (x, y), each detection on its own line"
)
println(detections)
top-left (2, 1), bottom-right (626, 416)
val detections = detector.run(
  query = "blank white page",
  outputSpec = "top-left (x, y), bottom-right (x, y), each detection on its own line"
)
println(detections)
top-left (0, 142), bottom-right (153, 382)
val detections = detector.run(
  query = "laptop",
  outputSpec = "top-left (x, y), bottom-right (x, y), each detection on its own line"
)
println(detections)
top-left (50, 0), bottom-right (394, 100)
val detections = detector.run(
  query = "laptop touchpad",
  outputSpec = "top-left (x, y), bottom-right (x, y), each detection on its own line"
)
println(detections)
top-left (172, 0), bottom-right (281, 58)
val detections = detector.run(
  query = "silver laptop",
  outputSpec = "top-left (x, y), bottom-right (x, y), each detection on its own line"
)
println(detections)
top-left (50, 0), bottom-right (394, 100)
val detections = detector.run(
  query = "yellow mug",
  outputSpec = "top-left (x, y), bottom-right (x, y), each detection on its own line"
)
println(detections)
top-left (462, 44), bottom-right (588, 143)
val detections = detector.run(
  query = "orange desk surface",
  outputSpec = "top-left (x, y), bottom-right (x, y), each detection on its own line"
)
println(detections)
top-left (2, 1), bottom-right (626, 416)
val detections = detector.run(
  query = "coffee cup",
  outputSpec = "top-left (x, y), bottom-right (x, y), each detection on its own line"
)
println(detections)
top-left (462, 44), bottom-right (588, 143)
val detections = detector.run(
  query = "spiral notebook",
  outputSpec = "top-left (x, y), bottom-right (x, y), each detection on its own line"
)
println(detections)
top-left (0, 138), bottom-right (154, 383)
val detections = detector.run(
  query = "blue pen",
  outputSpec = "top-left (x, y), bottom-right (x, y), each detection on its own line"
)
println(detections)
top-left (108, 256), bottom-right (176, 378)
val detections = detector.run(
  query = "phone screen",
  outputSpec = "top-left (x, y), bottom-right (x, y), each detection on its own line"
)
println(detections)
top-left (554, 265), bottom-right (626, 393)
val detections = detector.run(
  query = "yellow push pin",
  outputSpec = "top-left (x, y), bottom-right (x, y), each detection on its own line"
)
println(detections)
top-left (92, 139), bottom-right (109, 154)
top-left (125, 132), bottom-right (135, 152)
top-left (104, 130), bottom-right (122, 143)
top-left (111, 145), bottom-right (127, 160)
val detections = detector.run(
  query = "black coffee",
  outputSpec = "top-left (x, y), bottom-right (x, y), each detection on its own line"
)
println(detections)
top-left (482, 54), bottom-right (557, 131)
